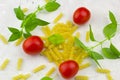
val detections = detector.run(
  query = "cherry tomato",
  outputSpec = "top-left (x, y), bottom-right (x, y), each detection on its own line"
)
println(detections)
top-left (59, 60), bottom-right (79, 79)
top-left (73, 7), bottom-right (91, 25)
top-left (23, 36), bottom-right (44, 55)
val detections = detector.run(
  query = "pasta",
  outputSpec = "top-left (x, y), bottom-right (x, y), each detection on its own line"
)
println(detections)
top-left (96, 68), bottom-right (110, 73)
top-left (46, 67), bottom-right (56, 76)
top-left (0, 58), bottom-right (10, 70)
top-left (53, 13), bottom-right (63, 23)
top-left (17, 58), bottom-right (23, 70)
top-left (106, 73), bottom-right (113, 80)
top-left (79, 62), bottom-right (91, 70)
top-left (15, 37), bottom-right (24, 46)
top-left (75, 75), bottom-right (89, 80)
top-left (32, 65), bottom-right (46, 73)
top-left (0, 34), bottom-right (8, 44)
top-left (86, 31), bottom-right (90, 42)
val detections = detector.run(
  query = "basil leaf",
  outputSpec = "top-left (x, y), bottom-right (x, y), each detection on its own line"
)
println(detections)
top-left (8, 32), bottom-right (21, 42)
top-left (89, 25), bottom-right (96, 41)
top-left (88, 51), bottom-right (102, 68)
top-left (109, 11), bottom-right (117, 24)
top-left (41, 76), bottom-right (53, 80)
top-left (102, 48), bottom-right (119, 59)
top-left (110, 43), bottom-right (120, 56)
top-left (45, 1), bottom-right (60, 12)
top-left (48, 34), bottom-right (64, 45)
top-left (103, 23), bottom-right (117, 39)
top-left (14, 6), bottom-right (25, 20)
top-left (23, 32), bottom-right (31, 38)
top-left (74, 37), bottom-right (88, 50)
top-left (8, 27), bottom-right (20, 33)
top-left (89, 51), bottom-right (104, 60)
top-left (21, 13), bottom-right (36, 28)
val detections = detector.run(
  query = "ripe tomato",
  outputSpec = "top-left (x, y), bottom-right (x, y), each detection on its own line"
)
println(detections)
top-left (23, 36), bottom-right (44, 55)
top-left (73, 7), bottom-right (91, 25)
top-left (59, 60), bottom-right (79, 79)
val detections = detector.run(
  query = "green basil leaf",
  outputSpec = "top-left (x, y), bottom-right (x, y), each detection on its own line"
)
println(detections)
top-left (21, 13), bottom-right (36, 28)
top-left (25, 18), bottom-right (49, 32)
top-left (45, 1), bottom-right (60, 12)
top-left (89, 25), bottom-right (96, 41)
top-left (48, 34), bottom-right (64, 45)
top-left (89, 51), bottom-right (104, 60)
top-left (110, 43), bottom-right (120, 56)
top-left (102, 48), bottom-right (119, 59)
top-left (109, 11), bottom-right (117, 24)
top-left (14, 6), bottom-right (25, 20)
top-left (103, 23), bottom-right (117, 39)
top-left (8, 27), bottom-right (20, 33)
top-left (23, 32), bottom-right (32, 38)
top-left (88, 51), bottom-right (102, 68)
top-left (41, 76), bottom-right (53, 80)
top-left (8, 32), bottom-right (21, 42)
top-left (74, 37), bottom-right (88, 51)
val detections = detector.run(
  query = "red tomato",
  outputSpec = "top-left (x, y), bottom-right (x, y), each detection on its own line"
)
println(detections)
top-left (73, 7), bottom-right (91, 25)
top-left (23, 36), bottom-right (44, 55)
top-left (59, 60), bottom-right (79, 79)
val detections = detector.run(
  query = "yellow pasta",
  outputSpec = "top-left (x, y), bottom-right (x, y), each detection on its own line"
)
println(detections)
top-left (46, 67), bottom-right (56, 76)
top-left (22, 8), bottom-right (28, 13)
top-left (12, 73), bottom-right (31, 80)
top-left (0, 34), bottom-right (8, 44)
top-left (79, 62), bottom-right (91, 70)
top-left (44, 0), bottom-right (50, 3)
top-left (75, 75), bottom-right (89, 80)
top-left (96, 68), bottom-right (110, 73)
top-left (86, 31), bottom-right (90, 42)
top-left (32, 65), bottom-right (46, 73)
top-left (75, 32), bottom-right (80, 38)
top-left (17, 58), bottom-right (23, 70)
top-left (0, 58), bottom-right (10, 70)
top-left (15, 37), bottom-right (24, 46)
top-left (106, 73), bottom-right (113, 80)
top-left (53, 13), bottom-right (63, 23)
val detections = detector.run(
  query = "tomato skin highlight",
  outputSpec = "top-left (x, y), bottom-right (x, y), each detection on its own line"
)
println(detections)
top-left (59, 60), bottom-right (79, 79)
top-left (73, 7), bottom-right (91, 25)
top-left (23, 36), bottom-right (44, 55)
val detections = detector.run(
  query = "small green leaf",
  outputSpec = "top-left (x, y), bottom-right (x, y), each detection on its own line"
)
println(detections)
top-left (21, 13), bottom-right (36, 28)
top-left (48, 34), bottom-right (64, 45)
top-left (88, 51), bottom-right (102, 68)
top-left (89, 51), bottom-right (104, 60)
top-left (102, 48), bottom-right (119, 59)
top-left (8, 33), bottom-right (21, 42)
top-left (74, 37), bottom-right (88, 50)
top-left (109, 11), bottom-right (117, 24)
top-left (8, 27), bottom-right (20, 33)
top-left (41, 76), bottom-right (53, 80)
top-left (89, 25), bottom-right (96, 41)
top-left (14, 6), bottom-right (25, 20)
top-left (103, 23), bottom-right (117, 39)
top-left (110, 43), bottom-right (120, 56)
top-left (45, 1), bottom-right (60, 12)
top-left (23, 32), bottom-right (31, 38)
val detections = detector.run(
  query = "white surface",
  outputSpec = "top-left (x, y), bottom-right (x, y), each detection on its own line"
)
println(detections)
top-left (0, 0), bottom-right (120, 80)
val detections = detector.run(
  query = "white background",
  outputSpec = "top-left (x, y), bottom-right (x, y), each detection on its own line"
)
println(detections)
top-left (0, 0), bottom-right (120, 80)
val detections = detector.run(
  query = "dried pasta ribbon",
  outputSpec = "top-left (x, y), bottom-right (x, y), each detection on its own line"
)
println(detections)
top-left (32, 65), bottom-right (46, 73)
top-left (0, 34), bottom-right (8, 44)
top-left (22, 8), bottom-right (28, 13)
top-left (106, 73), bottom-right (113, 80)
top-left (46, 67), bottom-right (56, 76)
top-left (0, 58), bottom-right (10, 70)
top-left (75, 75), bottom-right (89, 80)
top-left (86, 31), bottom-right (90, 42)
top-left (79, 62), bottom-right (91, 70)
top-left (53, 13), bottom-right (63, 23)
top-left (17, 58), bottom-right (23, 70)
top-left (96, 68), bottom-right (110, 73)
top-left (15, 37), bottom-right (24, 46)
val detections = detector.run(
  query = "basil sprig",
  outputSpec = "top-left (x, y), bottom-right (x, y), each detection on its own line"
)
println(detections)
top-left (8, 0), bottom-right (60, 41)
